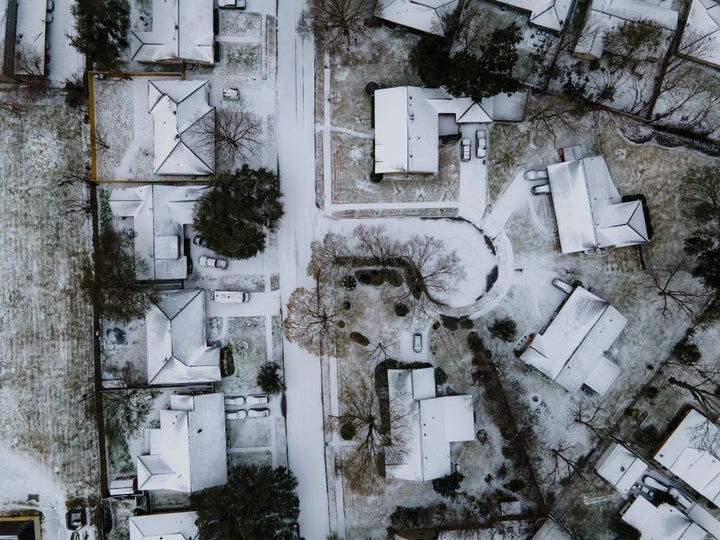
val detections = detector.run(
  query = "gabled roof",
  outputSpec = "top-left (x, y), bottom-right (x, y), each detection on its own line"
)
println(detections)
top-left (137, 393), bottom-right (227, 493)
top-left (130, 0), bottom-right (213, 64)
top-left (375, 0), bottom-right (459, 35)
top-left (680, 0), bottom-right (720, 68)
top-left (492, 0), bottom-right (574, 32)
top-left (129, 511), bottom-right (199, 540)
top-left (654, 409), bottom-right (720, 504)
top-left (149, 80), bottom-right (215, 176)
top-left (520, 287), bottom-right (626, 394)
top-left (385, 368), bottom-right (475, 481)
top-left (546, 156), bottom-right (649, 254)
top-left (622, 498), bottom-right (707, 540)
top-left (146, 289), bottom-right (220, 385)
top-left (595, 442), bottom-right (649, 496)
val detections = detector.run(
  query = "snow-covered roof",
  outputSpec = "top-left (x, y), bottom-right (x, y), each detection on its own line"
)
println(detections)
top-left (130, 0), bottom-right (213, 64)
top-left (137, 393), bottom-right (227, 493)
top-left (145, 289), bottom-right (220, 386)
top-left (13, 0), bottom-right (47, 75)
top-left (435, 520), bottom-right (542, 539)
top-left (492, 0), bottom-right (574, 32)
top-left (129, 511), bottom-right (199, 540)
top-left (520, 286), bottom-right (627, 394)
top-left (546, 156), bottom-right (649, 254)
top-left (385, 368), bottom-right (474, 481)
top-left (574, 0), bottom-right (678, 60)
top-left (375, 0), bottom-right (458, 35)
top-left (622, 498), bottom-right (707, 540)
top-left (149, 80), bottom-right (215, 176)
top-left (531, 518), bottom-right (573, 540)
top-left (654, 409), bottom-right (720, 504)
top-left (595, 442), bottom-right (649, 496)
top-left (679, 0), bottom-right (720, 69)
top-left (109, 185), bottom-right (205, 280)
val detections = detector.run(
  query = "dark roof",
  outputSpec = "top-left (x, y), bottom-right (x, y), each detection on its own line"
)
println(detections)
top-left (0, 519), bottom-right (36, 540)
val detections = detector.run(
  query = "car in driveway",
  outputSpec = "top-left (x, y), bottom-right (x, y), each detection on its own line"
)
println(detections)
top-left (226, 410), bottom-right (247, 420)
top-left (246, 394), bottom-right (269, 405)
top-left (532, 183), bottom-right (551, 195)
top-left (412, 333), bottom-right (423, 353)
top-left (460, 138), bottom-right (471, 162)
top-left (551, 278), bottom-right (574, 294)
top-left (524, 168), bottom-right (549, 181)
top-left (65, 509), bottom-right (86, 531)
top-left (248, 408), bottom-right (271, 418)
top-left (198, 255), bottom-right (228, 269)
top-left (475, 129), bottom-right (487, 158)
top-left (224, 396), bottom-right (245, 407)
top-left (192, 235), bottom-right (208, 247)
top-left (218, 0), bottom-right (246, 7)
top-left (211, 290), bottom-right (250, 303)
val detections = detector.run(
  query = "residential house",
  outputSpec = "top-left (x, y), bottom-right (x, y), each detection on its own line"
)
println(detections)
top-left (679, 0), bottom-right (720, 69)
top-left (109, 184), bottom-right (205, 281)
top-left (137, 393), bottom-right (227, 493)
top-left (129, 511), bottom-right (199, 540)
top-left (374, 86), bottom-right (525, 174)
top-left (148, 80), bottom-right (215, 176)
top-left (595, 442), bottom-right (649, 496)
top-left (0, 518), bottom-right (41, 540)
top-left (490, 0), bottom-right (575, 33)
top-left (145, 289), bottom-right (220, 386)
top-left (392, 518), bottom-right (569, 540)
top-left (130, 0), bottom-right (214, 64)
top-left (385, 367), bottom-right (475, 481)
top-left (545, 156), bottom-right (649, 254)
top-left (519, 286), bottom-right (627, 395)
top-left (374, 0), bottom-right (459, 36)
top-left (3, 0), bottom-right (49, 78)
top-left (574, 0), bottom-right (678, 61)
top-left (621, 497), bottom-right (710, 540)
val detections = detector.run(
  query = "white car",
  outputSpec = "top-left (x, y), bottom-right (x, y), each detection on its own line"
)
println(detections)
top-left (248, 408), bottom-right (270, 418)
top-left (460, 138), bottom-right (471, 162)
top-left (524, 168), bottom-right (549, 181)
top-left (198, 255), bottom-right (228, 270)
top-left (532, 183), bottom-right (551, 195)
top-left (224, 396), bottom-right (245, 407)
top-left (218, 0), bottom-right (246, 7)
top-left (246, 394), bottom-right (270, 405)
top-left (212, 291), bottom-right (250, 303)
top-left (226, 410), bottom-right (247, 420)
top-left (475, 129), bottom-right (487, 158)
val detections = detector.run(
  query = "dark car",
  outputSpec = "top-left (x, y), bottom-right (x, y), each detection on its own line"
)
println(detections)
top-left (192, 235), bottom-right (208, 247)
top-left (66, 509), bottom-right (86, 531)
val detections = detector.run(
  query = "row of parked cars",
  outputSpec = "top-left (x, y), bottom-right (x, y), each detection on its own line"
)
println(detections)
top-left (460, 129), bottom-right (488, 162)
top-left (225, 394), bottom-right (270, 420)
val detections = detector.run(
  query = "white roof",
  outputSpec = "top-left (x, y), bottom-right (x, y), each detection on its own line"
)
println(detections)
top-left (622, 498), bottom-right (707, 540)
top-left (654, 409), bottom-right (720, 504)
top-left (492, 0), bottom-right (574, 32)
top-left (375, 0), bottom-right (458, 35)
top-left (137, 393), bottom-right (227, 493)
top-left (680, 0), bottom-right (720, 68)
top-left (145, 289), bottom-right (220, 386)
top-left (531, 519), bottom-right (573, 540)
top-left (520, 287), bottom-right (627, 394)
top-left (385, 369), bottom-right (474, 481)
top-left (14, 0), bottom-right (47, 75)
top-left (547, 156), bottom-right (649, 254)
top-left (129, 511), bottom-right (199, 540)
top-left (149, 80), bottom-right (215, 176)
top-left (595, 442), bottom-right (649, 496)
top-left (109, 185), bottom-right (205, 280)
top-left (131, 0), bottom-right (214, 64)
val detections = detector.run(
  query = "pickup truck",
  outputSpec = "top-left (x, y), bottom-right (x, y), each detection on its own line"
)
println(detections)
top-left (211, 291), bottom-right (250, 303)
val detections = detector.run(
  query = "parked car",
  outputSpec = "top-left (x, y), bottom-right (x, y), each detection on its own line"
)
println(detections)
top-left (198, 255), bottom-right (228, 269)
top-left (643, 476), bottom-right (669, 492)
top-left (226, 410), bottom-right (248, 420)
top-left (524, 168), bottom-right (549, 181)
top-left (475, 129), bottom-right (487, 158)
top-left (218, 0), bottom-right (246, 7)
top-left (65, 509), bottom-right (86, 531)
top-left (247, 394), bottom-right (270, 405)
top-left (412, 333), bottom-right (423, 353)
top-left (532, 183), bottom-right (551, 195)
top-left (551, 278), bottom-right (574, 294)
top-left (211, 290), bottom-right (250, 303)
top-left (248, 408), bottom-right (271, 418)
top-left (668, 487), bottom-right (692, 508)
top-left (224, 396), bottom-right (245, 407)
top-left (46, 12), bottom-right (53, 23)
top-left (460, 138), bottom-right (471, 162)
top-left (46, 0), bottom-right (54, 10)
top-left (192, 234), bottom-right (208, 247)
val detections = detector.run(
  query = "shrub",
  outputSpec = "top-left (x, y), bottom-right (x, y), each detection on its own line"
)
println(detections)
top-left (488, 317), bottom-right (518, 342)
top-left (350, 332), bottom-right (370, 346)
top-left (652, 490), bottom-right (676, 507)
top-left (672, 337), bottom-right (702, 365)
top-left (434, 367), bottom-right (448, 385)
top-left (394, 303), bottom-right (409, 317)
top-left (340, 422), bottom-right (356, 440)
top-left (633, 425), bottom-right (662, 451)
top-left (432, 471), bottom-right (464, 498)
top-left (642, 386), bottom-right (659, 399)
top-left (220, 345), bottom-right (235, 377)
top-left (256, 362), bottom-right (286, 395)
top-left (459, 319), bottom-right (474, 329)
top-left (341, 275), bottom-right (357, 290)
top-left (612, 516), bottom-right (641, 540)
top-left (504, 478), bottom-right (525, 492)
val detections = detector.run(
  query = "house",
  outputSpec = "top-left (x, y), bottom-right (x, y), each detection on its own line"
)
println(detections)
top-left (519, 286), bottom-right (627, 395)
top-left (374, 0), bottom-right (459, 36)
top-left (374, 86), bottom-right (526, 174)
top-left (574, 0), bottom-right (678, 61)
top-left (654, 408), bottom-right (720, 504)
top-left (6, 0), bottom-right (48, 77)
top-left (490, 0), bottom-right (575, 33)
top-left (546, 156), bottom-right (649, 254)
top-left (130, 0), bottom-right (213, 64)
top-left (129, 511), bottom-right (199, 540)
top-left (679, 0), bottom-right (720, 69)
top-left (621, 497), bottom-right (709, 540)
top-left (145, 289), bottom-right (220, 386)
top-left (149, 80), bottom-right (215, 176)
top-left (595, 442), bottom-right (649, 496)
top-left (0, 518), bottom-right (41, 540)
top-left (137, 393), bottom-right (227, 493)
top-left (385, 368), bottom-right (475, 481)
top-left (109, 184), bottom-right (205, 281)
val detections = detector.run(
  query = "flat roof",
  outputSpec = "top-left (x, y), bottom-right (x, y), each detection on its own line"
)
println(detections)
top-left (493, 0), bottom-right (574, 32)
top-left (680, 0), bottom-right (720, 68)
top-left (622, 498), bottom-right (707, 540)
top-left (14, 0), bottom-right (47, 75)
top-left (375, 0), bottom-right (458, 35)
top-left (129, 511), bottom-right (198, 540)
top-left (595, 442), bottom-right (648, 495)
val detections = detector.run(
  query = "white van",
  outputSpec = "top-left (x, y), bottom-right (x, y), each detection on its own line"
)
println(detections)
top-left (211, 291), bottom-right (250, 303)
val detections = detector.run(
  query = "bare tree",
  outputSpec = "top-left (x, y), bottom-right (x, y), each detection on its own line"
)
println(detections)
top-left (283, 286), bottom-right (349, 357)
top-left (197, 102), bottom-right (262, 172)
top-left (649, 260), bottom-right (711, 319)
top-left (570, 399), bottom-right (611, 439)
top-left (681, 164), bottom-right (720, 224)
top-left (299, 0), bottom-right (378, 51)
top-left (14, 47), bottom-right (45, 77)
top-left (668, 377), bottom-right (720, 420)
top-left (542, 443), bottom-right (580, 484)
